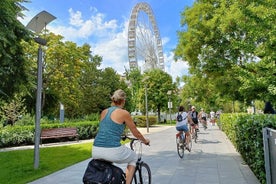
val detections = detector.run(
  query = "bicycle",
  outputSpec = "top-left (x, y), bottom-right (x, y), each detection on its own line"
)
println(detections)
top-left (191, 128), bottom-right (198, 143)
top-left (83, 135), bottom-right (151, 184)
top-left (176, 131), bottom-right (192, 158)
top-left (189, 123), bottom-right (198, 143)
top-left (123, 135), bottom-right (151, 184)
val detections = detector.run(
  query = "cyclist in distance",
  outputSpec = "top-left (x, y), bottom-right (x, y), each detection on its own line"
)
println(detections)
top-left (92, 89), bottom-right (150, 184)
top-left (175, 105), bottom-right (193, 151)
top-left (190, 106), bottom-right (199, 134)
top-left (198, 108), bottom-right (208, 130)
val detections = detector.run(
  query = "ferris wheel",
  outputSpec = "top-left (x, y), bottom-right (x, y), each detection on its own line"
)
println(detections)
top-left (128, 2), bottom-right (164, 72)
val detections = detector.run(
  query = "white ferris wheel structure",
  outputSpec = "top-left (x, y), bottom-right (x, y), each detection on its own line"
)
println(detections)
top-left (128, 2), bottom-right (165, 72)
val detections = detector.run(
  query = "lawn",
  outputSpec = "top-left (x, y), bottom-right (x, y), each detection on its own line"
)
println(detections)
top-left (0, 142), bottom-right (92, 184)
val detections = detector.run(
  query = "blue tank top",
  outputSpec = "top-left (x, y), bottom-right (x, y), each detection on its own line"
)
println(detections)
top-left (93, 106), bottom-right (125, 147)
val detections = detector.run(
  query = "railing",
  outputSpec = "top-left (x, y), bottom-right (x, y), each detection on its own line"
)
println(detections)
top-left (263, 127), bottom-right (276, 184)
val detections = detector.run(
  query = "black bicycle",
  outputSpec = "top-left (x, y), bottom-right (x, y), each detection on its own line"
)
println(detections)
top-left (83, 136), bottom-right (151, 184)
top-left (176, 131), bottom-right (192, 158)
top-left (123, 135), bottom-right (151, 184)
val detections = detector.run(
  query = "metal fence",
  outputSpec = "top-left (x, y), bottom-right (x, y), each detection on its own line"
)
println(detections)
top-left (263, 127), bottom-right (276, 184)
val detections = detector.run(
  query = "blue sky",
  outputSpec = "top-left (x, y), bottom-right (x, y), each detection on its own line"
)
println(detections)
top-left (20, 0), bottom-right (194, 82)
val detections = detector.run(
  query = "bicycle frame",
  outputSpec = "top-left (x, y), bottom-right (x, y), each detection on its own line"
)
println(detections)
top-left (123, 136), bottom-right (151, 184)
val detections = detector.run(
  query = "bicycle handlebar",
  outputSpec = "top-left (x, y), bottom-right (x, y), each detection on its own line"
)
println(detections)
top-left (121, 135), bottom-right (138, 141)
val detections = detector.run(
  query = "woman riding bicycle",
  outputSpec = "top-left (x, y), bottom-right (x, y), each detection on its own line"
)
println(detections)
top-left (175, 106), bottom-right (193, 151)
top-left (92, 89), bottom-right (150, 184)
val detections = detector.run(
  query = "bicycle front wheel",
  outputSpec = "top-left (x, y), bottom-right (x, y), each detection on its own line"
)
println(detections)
top-left (132, 162), bottom-right (151, 184)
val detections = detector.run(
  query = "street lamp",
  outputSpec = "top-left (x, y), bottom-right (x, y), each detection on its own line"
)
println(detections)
top-left (60, 103), bottom-right (64, 123)
top-left (142, 76), bottom-right (150, 133)
top-left (167, 90), bottom-right (172, 125)
top-left (26, 10), bottom-right (56, 169)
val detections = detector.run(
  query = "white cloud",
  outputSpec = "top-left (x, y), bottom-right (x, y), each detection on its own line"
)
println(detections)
top-left (91, 20), bottom-right (129, 74)
top-left (51, 8), bottom-right (118, 41)
top-left (69, 8), bottom-right (83, 27)
top-left (164, 51), bottom-right (189, 82)
top-left (21, 6), bottom-right (188, 82)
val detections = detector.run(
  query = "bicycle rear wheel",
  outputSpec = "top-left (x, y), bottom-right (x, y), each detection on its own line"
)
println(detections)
top-left (176, 137), bottom-right (184, 158)
top-left (132, 162), bottom-right (151, 184)
top-left (194, 131), bottom-right (198, 143)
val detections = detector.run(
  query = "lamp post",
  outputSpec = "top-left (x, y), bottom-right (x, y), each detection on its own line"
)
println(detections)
top-left (142, 76), bottom-right (150, 133)
top-left (60, 103), bottom-right (64, 123)
top-left (167, 90), bottom-right (172, 125)
top-left (26, 10), bottom-right (56, 169)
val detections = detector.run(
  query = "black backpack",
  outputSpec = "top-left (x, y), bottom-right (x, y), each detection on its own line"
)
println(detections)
top-left (83, 159), bottom-right (125, 184)
top-left (176, 113), bottom-right (183, 122)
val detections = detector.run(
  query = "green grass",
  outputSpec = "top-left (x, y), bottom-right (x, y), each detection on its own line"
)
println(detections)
top-left (0, 142), bottom-right (92, 184)
top-left (0, 139), bottom-right (130, 184)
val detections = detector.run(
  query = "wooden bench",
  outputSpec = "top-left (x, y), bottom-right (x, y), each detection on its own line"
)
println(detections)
top-left (40, 127), bottom-right (79, 144)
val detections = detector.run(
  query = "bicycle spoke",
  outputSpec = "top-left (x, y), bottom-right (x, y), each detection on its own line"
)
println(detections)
top-left (140, 162), bottom-right (151, 184)
top-left (176, 138), bottom-right (185, 158)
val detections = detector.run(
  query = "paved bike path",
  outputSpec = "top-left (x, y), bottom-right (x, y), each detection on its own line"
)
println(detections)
top-left (28, 123), bottom-right (260, 184)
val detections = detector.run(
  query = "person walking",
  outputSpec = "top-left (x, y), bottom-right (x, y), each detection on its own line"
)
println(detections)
top-left (92, 89), bottom-right (150, 184)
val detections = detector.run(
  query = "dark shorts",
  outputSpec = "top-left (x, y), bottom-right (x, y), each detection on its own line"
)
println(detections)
top-left (192, 118), bottom-right (199, 124)
top-left (202, 117), bottom-right (207, 121)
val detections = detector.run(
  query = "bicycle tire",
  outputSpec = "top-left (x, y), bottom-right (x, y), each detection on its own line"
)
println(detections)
top-left (186, 135), bottom-right (192, 151)
top-left (131, 162), bottom-right (151, 184)
top-left (135, 162), bottom-right (151, 184)
top-left (176, 136), bottom-right (184, 158)
top-left (194, 131), bottom-right (198, 143)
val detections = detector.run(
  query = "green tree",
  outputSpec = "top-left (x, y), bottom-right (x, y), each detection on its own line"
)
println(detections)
top-left (0, 93), bottom-right (26, 126)
top-left (125, 68), bottom-right (143, 112)
top-left (141, 69), bottom-right (177, 122)
top-left (81, 66), bottom-right (130, 114)
top-left (0, 0), bottom-right (31, 99)
top-left (21, 33), bottom-right (93, 118)
top-left (175, 0), bottom-right (276, 108)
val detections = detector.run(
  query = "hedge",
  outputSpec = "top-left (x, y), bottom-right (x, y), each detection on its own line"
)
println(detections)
top-left (219, 113), bottom-right (276, 184)
top-left (0, 121), bottom-right (99, 148)
top-left (0, 115), bottom-right (159, 148)
top-left (132, 115), bottom-right (157, 127)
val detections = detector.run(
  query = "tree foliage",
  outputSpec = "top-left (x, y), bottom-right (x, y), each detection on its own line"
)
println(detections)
top-left (0, 0), bottom-right (31, 99)
top-left (142, 69), bottom-right (177, 121)
top-left (20, 32), bottom-right (130, 118)
top-left (0, 94), bottom-right (26, 126)
top-left (175, 0), bottom-right (276, 110)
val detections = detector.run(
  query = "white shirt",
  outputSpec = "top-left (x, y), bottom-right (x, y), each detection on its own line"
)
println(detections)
top-left (176, 112), bottom-right (188, 127)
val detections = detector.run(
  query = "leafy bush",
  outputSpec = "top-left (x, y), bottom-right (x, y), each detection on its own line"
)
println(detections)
top-left (0, 121), bottom-right (99, 148)
top-left (0, 94), bottom-right (26, 126)
top-left (220, 113), bottom-right (276, 184)
top-left (0, 125), bottom-right (34, 147)
top-left (132, 115), bottom-right (157, 127)
top-left (15, 113), bottom-right (34, 126)
top-left (83, 113), bottom-right (100, 121)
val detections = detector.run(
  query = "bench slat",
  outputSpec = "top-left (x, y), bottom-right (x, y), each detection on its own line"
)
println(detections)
top-left (40, 127), bottom-right (79, 144)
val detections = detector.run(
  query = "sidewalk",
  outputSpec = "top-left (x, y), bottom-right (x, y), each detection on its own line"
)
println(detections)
top-left (28, 123), bottom-right (260, 184)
